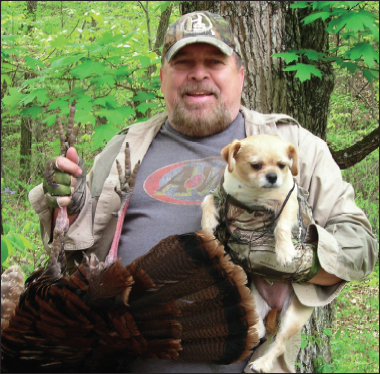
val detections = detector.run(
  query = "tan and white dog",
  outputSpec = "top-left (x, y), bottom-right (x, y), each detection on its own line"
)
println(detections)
top-left (201, 135), bottom-right (314, 372)
top-left (202, 134), bottom-right (299, 266)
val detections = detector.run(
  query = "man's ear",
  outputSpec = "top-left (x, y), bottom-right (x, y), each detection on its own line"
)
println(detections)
top-left (288, 144), bottom-right (298, 176)
top-left (221, 140), bottom-right (241, 173)
top-left (240, 66), bottom-right (245, 90)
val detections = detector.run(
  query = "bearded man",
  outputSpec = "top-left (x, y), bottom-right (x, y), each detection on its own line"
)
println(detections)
top-left (31, 11), bottom-right (377, 373)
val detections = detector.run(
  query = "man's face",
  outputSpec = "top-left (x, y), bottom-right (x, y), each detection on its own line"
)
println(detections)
top-left (160, 43), bottom-right (245, 137)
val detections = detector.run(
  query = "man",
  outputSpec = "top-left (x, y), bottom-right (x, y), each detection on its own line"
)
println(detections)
top-left (31, 11), bottom-right (377, 373)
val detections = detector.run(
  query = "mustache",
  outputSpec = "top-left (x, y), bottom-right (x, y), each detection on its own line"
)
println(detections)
top-left (177, 83), bottom-right (221, 98)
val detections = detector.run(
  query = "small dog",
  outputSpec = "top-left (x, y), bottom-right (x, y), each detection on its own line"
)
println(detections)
top-left (202, 134), bottom-right (299, 266)
top-left (201, 135), bottom-right (314, 372)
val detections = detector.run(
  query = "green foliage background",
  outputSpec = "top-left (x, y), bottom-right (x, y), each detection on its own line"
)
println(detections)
top-left (1, 1), bottom-right (379, 373)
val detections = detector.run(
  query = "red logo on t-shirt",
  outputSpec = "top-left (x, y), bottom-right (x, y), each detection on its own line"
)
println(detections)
top-left (144, 157), bottom-right (225, 204)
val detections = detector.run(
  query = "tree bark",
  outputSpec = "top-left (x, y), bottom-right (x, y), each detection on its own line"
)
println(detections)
top-left (154, 3), bottom-right (173, 56)
top-left (19, 1), bottom-right (38, 191)
top-left (20, 115), bottom-right (32, 189)
top-left (181, 2), bottom-right (335, 372)
top-left (330, 126), bottom-right (379, 169)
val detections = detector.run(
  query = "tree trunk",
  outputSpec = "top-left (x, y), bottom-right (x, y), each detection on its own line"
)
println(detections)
top-left (20, 115), bottom-right (32, 188)
top-left (181, 2), bottom-right (335, 372)
top-left (19, 1), bottom-right (38, 192)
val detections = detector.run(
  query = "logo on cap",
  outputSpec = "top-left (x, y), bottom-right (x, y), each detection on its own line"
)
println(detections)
top-left (181, 13), bottom-right (215, 35)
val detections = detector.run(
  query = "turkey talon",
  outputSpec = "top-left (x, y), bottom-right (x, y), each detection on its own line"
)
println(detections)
top-left (56, 104), bottom-right (80, 157)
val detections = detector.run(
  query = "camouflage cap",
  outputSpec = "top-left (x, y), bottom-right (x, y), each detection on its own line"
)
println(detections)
top-left (162, 11), bottom-right (241, 62)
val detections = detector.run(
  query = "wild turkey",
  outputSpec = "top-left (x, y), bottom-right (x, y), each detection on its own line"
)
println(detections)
top-left (1, 106), bottom-right (260, 372)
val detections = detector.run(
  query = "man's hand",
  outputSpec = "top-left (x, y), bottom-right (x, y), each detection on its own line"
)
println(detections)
top-left (43, 147), bottom-right (86, 223)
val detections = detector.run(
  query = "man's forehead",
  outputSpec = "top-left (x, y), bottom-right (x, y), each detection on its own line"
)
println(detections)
top-left (172, 43), bottom-right (227, 58)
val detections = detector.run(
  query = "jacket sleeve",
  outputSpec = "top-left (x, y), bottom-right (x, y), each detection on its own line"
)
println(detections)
top-left (297, 128), bottom-right (377, 282)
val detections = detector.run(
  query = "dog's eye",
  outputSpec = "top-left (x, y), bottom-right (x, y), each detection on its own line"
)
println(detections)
top-left (250, 163), bottom-right (262, 170)
top-left (278, 163), bottom-right (286, 169)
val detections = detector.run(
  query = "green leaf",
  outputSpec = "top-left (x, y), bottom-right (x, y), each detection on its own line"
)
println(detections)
top-left (362, 69), bottom-right (379, 82)
top-left (93, 96), bottom-right (119, 109)
top-left (23, 222), bottom-right (31, 232)
top-left (129, 55), bottom-right (152, 68)
top-left (1, 235), bottom-right (13, 264)
top-left (271, 52), bottom-right (299, 63)
top-left (21, 106), bottom-right (43, 119)
top-left (131, 91), bottom-right (156, 102)
top-left (116, 106), bottom-right (135, 119)
top-left (7, 233), bottom-right (25, 252)
top-left (284, 63), bottom-right (322, 82)
top-left (50, 34), bottom-right (69, 48)
top-left (25, 56), bottom-right (44, 70)
top-left (43, 113), bottom-right (59, 127)
top-left (2, 87), bottom-right (25, 109)
top-left (290, 2), bottom-right (312, 9)
top-left (50, 54), bottom-right (86, 68)
top-left (330, 10), bottom-right (378, 34)
top-left (303, 50), bottom-right (326, 61)
top-left (15, 234), bottom-right (32, 250)
top-left (74, 110), bottom-right (96, 127)
top-left (1, 74), bottom-right (12, 86)
top-left (135, 102), bottom-right (159, 115)
top-left (302, 12), bottom-right (332, 24)
top-left (322, 328), bottom-right (332, 336)
top-left (301, 340), bottom-right (309, 349)
top-left (92, 124), bottom-right (120, 150)
top-left (97, 107), bottom-right (134, 126)
top-left (48, 100), bottom-right (69, 111)
top-left (70, 60), bottom-right (105, 79)
top-left (75, 100), bottom-right (93, 113)
top-left (92, 75), bottom-right (116, 87)
top-left (345, 43), bottom-right (379, 68)
top-left (340, 61), bottom-right (361, 73)
top-left (21, 89), bottom-right (49, 105)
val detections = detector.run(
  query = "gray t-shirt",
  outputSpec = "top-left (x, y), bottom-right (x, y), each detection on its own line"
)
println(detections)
top-left (118, 113), bottom-right (249, 373)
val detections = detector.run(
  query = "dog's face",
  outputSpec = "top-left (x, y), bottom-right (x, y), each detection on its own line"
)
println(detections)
top-left (221, 135), bottom-right (298, 189)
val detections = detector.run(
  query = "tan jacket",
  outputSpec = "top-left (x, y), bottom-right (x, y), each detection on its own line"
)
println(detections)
top-left (29, 106), bottom-right (377, 372)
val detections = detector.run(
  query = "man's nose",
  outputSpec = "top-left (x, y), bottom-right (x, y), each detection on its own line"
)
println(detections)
top-left (188, 62), bottom-right (209, 81)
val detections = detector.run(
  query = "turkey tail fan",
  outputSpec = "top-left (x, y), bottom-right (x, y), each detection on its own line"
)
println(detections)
top-left (127, 231), bottom-right (260, 364)
top-left (1, 231), bottom-right (259, 372)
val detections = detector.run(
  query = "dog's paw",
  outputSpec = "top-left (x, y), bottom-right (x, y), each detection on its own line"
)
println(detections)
top-left (275, 240), bottom-right (296, 266)
top-left (201, 213), bottom-right (219, 234)
top-left (249, 357), bottom-right (273, 373)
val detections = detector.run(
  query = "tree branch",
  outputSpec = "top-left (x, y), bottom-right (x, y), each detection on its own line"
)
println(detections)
top-left (329, 126), bottom-right (379, 169)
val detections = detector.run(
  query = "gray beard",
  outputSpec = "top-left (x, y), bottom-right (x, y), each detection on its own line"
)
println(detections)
top-left (169, 89), bottom-right (235, 138)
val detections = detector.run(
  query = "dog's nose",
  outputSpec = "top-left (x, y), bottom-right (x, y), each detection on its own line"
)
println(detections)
top-left (266, 173), bottom-right (277, 184)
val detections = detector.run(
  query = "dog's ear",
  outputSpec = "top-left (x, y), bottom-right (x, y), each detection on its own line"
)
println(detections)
top-left (288, 144), bottom-right (298, 176)
top-left (221, 140), bottom-right (241, 173)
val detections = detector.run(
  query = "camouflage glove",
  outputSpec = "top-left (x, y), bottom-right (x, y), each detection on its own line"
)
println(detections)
top-left (43, 156), bottom-right (86, 215)
top-left (213, 183), bottom-right (321, 284)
